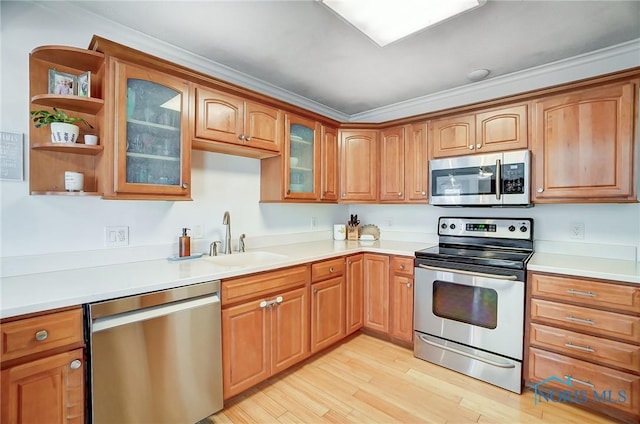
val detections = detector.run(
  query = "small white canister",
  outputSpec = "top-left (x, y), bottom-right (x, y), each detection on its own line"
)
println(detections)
top-left (333, 224), bottom-right (346, 240)
top-left (64, 171), bottom-right (84, 191)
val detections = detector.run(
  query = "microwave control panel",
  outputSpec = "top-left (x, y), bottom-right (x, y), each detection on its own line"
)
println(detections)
top-left (502, 163), bottom-right (525, 194)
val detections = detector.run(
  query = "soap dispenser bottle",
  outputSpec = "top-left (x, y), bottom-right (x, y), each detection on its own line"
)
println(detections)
top-left (179, 228), bottom-right (191, 257)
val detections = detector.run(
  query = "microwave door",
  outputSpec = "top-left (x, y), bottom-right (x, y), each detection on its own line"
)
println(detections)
top-left (430, 153), bottom-right (502, 206)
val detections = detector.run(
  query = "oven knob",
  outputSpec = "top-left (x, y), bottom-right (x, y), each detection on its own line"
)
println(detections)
top-left (508, 225), bottom-right (516, 232)
top-left (520, 226), bottom-right (528, 232)
top-left (441, 223), bottom-right (448, 229)
top-left (449, 224), bottom-right (456, 230)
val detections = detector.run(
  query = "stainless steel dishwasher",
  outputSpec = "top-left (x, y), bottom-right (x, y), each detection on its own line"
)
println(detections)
top-left (87, 281), bottom-right (223, 424)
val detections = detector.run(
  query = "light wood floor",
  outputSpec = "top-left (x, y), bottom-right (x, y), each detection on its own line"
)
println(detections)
top-left (210, 333), bottom-right (616, 423)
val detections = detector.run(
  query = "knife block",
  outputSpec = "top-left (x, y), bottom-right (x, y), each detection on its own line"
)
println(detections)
top-left (347, 224), bottom-right (359, 240)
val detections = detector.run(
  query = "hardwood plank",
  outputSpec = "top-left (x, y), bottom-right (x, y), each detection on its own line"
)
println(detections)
top-left (213, 334), bottom-right (619, 423)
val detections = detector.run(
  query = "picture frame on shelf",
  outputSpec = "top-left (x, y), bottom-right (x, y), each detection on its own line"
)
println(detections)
top-left (77, 71), bottom-right (90, 97)
top-left (48, 69), bottom-right (75, 95)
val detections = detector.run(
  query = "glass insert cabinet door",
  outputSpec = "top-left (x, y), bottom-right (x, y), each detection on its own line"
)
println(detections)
top-left (285, 114), bottom-right (320, 200)
top-left (114, 61), bottom-right (190, 196)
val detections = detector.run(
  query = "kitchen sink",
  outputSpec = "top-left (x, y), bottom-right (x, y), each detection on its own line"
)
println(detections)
top-left (202, 251), bottom-right (288, 267)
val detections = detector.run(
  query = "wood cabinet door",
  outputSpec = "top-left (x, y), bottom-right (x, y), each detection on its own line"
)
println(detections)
top-left (244, 100), bottom-right (282, 153)
top-left (346, 254), bottom-right (364, 335)
top-left (271, 286), bottom-right (310, 374)
top-left (194, 86), bottom-right (244, 145)
top-left (476, 104), bottom-right (528, 153)
top-left (431, 114), bottom-right (475, 158)
top-left (379, 126), bottom-right (406, 202)
top-left (311, 276), bottom-right (346, 353)
top-left (339, 130), bottom-right (378, 202)
top-left (320, 125), bottom-right (339, 201)
top-left (406, 122), bottom-right (429, 202)
top-left (222, 299), bottom-right (270, 399)
top-left (113, 60), bottom-right (191, 197)
top-left (390, 274), bottom-right (414, 343)
top-left (363, 254), bottom-right (390, 334)
top-left (1, 348), bottom-right (84, 424)
top-left (284, 114), bottom-right (321, 200)
top-left (531, 82), bottom-right (636, 201)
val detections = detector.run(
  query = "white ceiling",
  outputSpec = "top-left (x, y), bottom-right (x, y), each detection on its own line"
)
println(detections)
top-left (72, 0), bottom-right (640, 116)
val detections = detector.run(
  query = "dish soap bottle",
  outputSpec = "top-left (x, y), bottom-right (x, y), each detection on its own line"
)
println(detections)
top-left (179, 228), bottom-right (191, 257)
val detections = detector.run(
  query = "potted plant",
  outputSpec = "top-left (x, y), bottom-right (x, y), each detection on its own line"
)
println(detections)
top-left (30, 108), bottom-right (93, 144)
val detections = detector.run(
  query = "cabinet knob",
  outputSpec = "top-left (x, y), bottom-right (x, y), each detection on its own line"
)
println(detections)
top-left (238, 134), bottom-right (245, 141)
top-left (35, 330), bottom-right (48, 341)
top-left (245, 135), bottom-right (252, 141)
top-left (406, 283), bottom-right (412, 288)
top-left (70, 359), bottom-right (82, 370)
top-left (182, 183), bottom-right (189, 189)
top-left (329, 266), bottom-right (335, 273)
top-left (468, 145), bottom-right (474, 150)
top-left (286, 190), bottom-right (291, 195)
top-left (313, 288), bottom-right (318, 295)
top-left (275, 296), bottom-right (283, 304)
top-left (259, 300), bottom-right (268, 308)
top-left (398, 192), bottom-right (402, 196)
top-left (400, 264), bottom-right (405, 270)
top-left (476, 144), bottom-right (482, 149)
top-left (537, 187), bottom-right (544, 193)
top-left (323, 191), bottom-right (327, 195)
top-left (421, 191), bottom-right (426, 196)
top-left (341, 193), bottom-right (346, 197)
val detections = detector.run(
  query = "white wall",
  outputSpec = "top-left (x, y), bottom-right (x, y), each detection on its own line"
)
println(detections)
top-left (1, 1), bottom-right (639, 277)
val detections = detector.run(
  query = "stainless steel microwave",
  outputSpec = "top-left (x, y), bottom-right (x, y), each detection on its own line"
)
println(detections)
top-left (429, 150), bottom-right (531, 206)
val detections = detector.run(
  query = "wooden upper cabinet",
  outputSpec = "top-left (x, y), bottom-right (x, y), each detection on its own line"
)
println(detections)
top-left (531, 82), bottom-right (637, 202)
top-left (320, 125), bottom-right (339, 201)
top-left (107, 59), bottom-right (192, 200)
top-left (379, 126), bottom-right (406, 202)
top-left (339, 129), bottom-right (378, 202)
top-left (193, 85), bottom-right (281, 158)
top-left (406, 122), bottom-right (429, 202)
top-left (431, 104), bottom-right (528, 158)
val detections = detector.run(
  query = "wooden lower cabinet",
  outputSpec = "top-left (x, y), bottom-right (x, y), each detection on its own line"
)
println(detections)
top-left (221, 268), bottom-right (310, 400)
top-left (389, 256), bottom-right (414, 344)
top-left (526, 271), bottom-right (640, 423)
top-left (346, 254), bottom-right (364, 335)
top-left (311, 276), bottom-right (346, 353)
top-left (0, 307), bottom-right (85, 424)
top-left (363, 254), bottom-right (390, 334)
top-left (1, 348), bottom-right (85, 424)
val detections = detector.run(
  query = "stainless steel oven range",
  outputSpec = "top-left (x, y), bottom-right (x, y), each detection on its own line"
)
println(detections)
top-left (414, 217), bottom-right (533, 393)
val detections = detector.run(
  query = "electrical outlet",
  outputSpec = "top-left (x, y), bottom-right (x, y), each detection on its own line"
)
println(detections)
top-left (105, 226), bottom-right (129, 247)
top-left (310, 216), bottom-right (318, 229)
top-left (192, 224), bottom-right (204, 239)
top-left (570, 222), bottom-right (584, 239)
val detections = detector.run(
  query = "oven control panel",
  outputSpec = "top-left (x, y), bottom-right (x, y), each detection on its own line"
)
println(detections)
top-left (438, 217), bottom-right (532, 240)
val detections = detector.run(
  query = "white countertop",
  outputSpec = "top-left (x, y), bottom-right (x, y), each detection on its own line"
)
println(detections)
top-left (0, 240), bottom-right (430, 319)
top-left (3, 240), bottom-right (639, 320)
top-left (528, 252), bottom-right (640, 284)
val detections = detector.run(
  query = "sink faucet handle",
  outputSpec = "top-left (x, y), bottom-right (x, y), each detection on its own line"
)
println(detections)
top-left (209, 241), bottom-right (222, 256)
top-left (239, 234), bottom-right (246, 252)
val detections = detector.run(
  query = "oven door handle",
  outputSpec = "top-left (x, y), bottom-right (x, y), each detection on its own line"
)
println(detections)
top-left (417, 264), bottom-right (518, 281)
top-left (418, 335), bottom-right (516, 369)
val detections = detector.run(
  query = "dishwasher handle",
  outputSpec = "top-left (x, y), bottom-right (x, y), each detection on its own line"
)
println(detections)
top-left (92, 294), bottom-right (220, 333)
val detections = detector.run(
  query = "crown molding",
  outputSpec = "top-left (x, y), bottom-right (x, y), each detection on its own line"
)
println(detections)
top-left (349, 38), bottom-right (640, 122)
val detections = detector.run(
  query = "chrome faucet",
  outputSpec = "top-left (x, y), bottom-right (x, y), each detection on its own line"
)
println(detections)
top-left (222, 211), bottom-right (232, 254)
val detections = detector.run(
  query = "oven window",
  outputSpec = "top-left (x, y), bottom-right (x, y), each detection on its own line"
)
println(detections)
top-left (432, 281), bottom-right (498, 329)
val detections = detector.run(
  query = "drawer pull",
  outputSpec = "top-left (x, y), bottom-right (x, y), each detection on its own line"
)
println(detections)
top-left (564, 375), bottom-right (594, 388)
top-left (564, 342), bottom-right (595, 353)
top-left (567, 289), bottom-right (596, 298)
top-left (329, 267), bottom-right (335, 273)
top-left (566, 316), bottom-right (595, 325)
top-left (35, 330), bottom-right (48, 341)
top-left (70, 359), bottom-right (82, 370)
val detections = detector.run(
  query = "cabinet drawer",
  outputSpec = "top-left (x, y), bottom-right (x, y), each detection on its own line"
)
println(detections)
top-left (531, 299), bottom-right (640, 343)
top-left (531, 273), bottom-right (640, 313)
top-left (391, 256), bottom-right (414, 276)
top-left (1, 308), bottom-right (83, 363)
top-left (530, 323), bottom-right (640, 373)
top-left (222, 265), bottom-right (308, 306)
top-left (311, 258), bottom-right (345, 282)
top-left (528, 347), bottom-right (640, 416)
